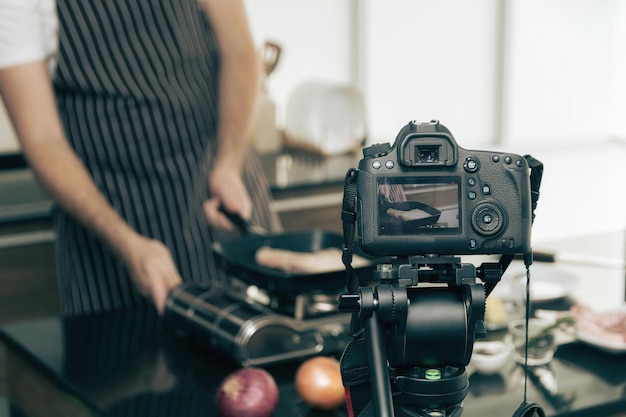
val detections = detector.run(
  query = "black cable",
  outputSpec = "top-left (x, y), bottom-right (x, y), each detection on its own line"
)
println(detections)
top-left (523, 264), bottom-right (531, 403)
top-left (511, 262), bottom-right (547, 417)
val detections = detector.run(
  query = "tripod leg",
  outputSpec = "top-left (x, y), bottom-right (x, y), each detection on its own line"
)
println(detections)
top-left (365, 310), bottom-right (395, 417)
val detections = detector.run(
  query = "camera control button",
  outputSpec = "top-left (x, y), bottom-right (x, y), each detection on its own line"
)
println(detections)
top-left (482, 183), bottom-right (492, 195)
top-left (385, 160), bottom-right (395, 169)
top-left (463, 157), bottom-right (480, 173)
top-left (497, 238), bottom-right (514, 249)
top-left (468, 191), bottom-right (477, 200)
top-left (504, 156), bottom-right (513, 164)
top-left (372, 160), bottom-right (381, 169)
top-left (492, 155), bottom-right (500, 163)
top-left (469, 239), bottom-right (478, 249)
top-left (467, 178), bottom-right (477, 187)
top-left (471, 202), bottom-right (506, 237)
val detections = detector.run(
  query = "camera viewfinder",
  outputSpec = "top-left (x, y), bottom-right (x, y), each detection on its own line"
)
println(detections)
top-left (416, 146), bottom-right (440, 163)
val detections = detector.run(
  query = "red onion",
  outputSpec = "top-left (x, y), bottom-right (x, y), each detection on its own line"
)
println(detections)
top-left (216, 368), bottom-right (279, 417)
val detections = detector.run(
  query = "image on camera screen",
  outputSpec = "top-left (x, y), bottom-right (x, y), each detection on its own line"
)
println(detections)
top-left (377, 177), bottom-right (460, 235)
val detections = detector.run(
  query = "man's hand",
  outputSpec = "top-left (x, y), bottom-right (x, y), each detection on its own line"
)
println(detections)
top-left (204, 166), bottom-right (252, 231)
top-left (0, 62), bottom-right (183, 315)
top-left (200, 0), bottom-right (258, 232)
top-left (121, 236), bottom-right (183, 315)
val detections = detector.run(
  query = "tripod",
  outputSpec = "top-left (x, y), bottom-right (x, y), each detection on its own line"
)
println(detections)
top-left (339, 255), bottom-right (507, 417)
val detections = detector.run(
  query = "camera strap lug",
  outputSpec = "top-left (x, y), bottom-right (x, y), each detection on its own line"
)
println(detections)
top-left (342, 168), bottom-right (361, 295)
top-left (524, 154), bottom-right (544, 223)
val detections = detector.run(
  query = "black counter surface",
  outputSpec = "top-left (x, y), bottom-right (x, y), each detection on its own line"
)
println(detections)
top-left (1, 304), bottom-right (626, 417)
top-left (1, 308), bottom-right (336, 417)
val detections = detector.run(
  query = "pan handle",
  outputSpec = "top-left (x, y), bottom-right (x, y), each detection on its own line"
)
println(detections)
top-left (219, 206), bottom-right (267, 236)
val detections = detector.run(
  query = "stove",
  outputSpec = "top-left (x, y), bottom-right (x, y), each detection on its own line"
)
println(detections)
top-left (164, 279), bottom-right (351, 367)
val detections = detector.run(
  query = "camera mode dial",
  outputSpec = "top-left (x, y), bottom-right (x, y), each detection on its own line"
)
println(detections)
top-left (471, 202), bottom-right (506, 237)
top-left (363, 143), bottom-right (391, 158)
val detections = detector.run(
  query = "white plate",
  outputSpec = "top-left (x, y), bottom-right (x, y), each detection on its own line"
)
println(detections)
top-left (284, 80), bottom-right (366, 155)
top-left (577, 331), bottom-right (626, 354)
top-left (503, 262), bottom-right (578, 302)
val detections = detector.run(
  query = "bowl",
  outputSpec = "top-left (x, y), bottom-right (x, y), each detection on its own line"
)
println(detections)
top-left (471, 341), bottom-right (513, 375)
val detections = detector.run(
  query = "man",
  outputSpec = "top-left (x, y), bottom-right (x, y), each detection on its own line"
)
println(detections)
top-left (0, 0), bottom-right (281, 315)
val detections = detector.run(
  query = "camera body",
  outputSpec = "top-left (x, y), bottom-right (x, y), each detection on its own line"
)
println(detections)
top-left (356, 120), bottom-right (532, 257)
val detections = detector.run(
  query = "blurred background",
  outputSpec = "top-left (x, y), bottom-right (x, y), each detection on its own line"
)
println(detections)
top-left (1, 4), bottom-right (624, 415)
top-left (1, 0), bottom-right (624, 312)
top-left (241, 0), bottom-right (626, 242)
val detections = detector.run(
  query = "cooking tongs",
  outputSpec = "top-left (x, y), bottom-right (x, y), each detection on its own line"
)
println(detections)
top-left (220, 206), bottom-right (268, 236)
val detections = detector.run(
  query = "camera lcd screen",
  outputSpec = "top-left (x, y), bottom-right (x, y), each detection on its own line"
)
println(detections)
top-left (377, 177), bottom-right (460, 235)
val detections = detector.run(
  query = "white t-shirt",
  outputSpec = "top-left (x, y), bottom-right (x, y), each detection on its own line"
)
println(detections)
top-left (0, 0), bottom-right (58, 73)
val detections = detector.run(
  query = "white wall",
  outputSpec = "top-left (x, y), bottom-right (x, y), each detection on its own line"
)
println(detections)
top-left (516, 139), bottom-right (626, 243)
top-left (502, 0), bottom-right (624, 144)
top-left (610, 0), bottom-right (626, 136)
top-left (2, 1), bottom-right (626, 151)
top-left (0, 1), bottom-right (355, 155)
top-left (358, 0), bottom-right (626, 244)
top-left (496, 0), bottom-right (626, 243)
top-left (244, 0), bottom-right (354, 127)
top-left (361, 0), bottom-right (503, 145)
top-left (3, 1), bottom-right (626, 243)
top-left (360, 0), bottom-right (626, 146)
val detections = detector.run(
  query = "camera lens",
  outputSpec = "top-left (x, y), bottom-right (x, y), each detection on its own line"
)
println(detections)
top-left (417, 147), bottom-right (439, 163)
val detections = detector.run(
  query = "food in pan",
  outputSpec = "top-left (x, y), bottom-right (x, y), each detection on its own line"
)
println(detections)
top-left (254, 246), bottom-right (370, 274)
top-left (386, 207), bottom-right (433, 222)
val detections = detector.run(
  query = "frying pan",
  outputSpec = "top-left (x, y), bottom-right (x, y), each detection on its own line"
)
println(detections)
top-left (379, 201), bottom-right (441, 234)
top-left (213, 210), bottom-right (379, 295)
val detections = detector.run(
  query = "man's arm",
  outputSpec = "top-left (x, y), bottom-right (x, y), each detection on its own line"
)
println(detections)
top-left (199, 0), bottom-right (261, 230)
top-left (0, 61), bottom-right (182, 314)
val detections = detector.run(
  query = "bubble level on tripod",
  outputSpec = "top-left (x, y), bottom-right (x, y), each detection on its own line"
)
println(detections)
top-left (425, 369), bottom-right (441, 380)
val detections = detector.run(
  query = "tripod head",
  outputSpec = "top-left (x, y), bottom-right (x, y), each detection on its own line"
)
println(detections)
top-left (339, 255), bottom-right (506, 417)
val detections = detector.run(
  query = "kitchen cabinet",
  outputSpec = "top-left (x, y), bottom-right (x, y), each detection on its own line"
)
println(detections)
top-left (0, 154), bottom-right (59, 323)
top-left (259, 150), bottom-right (358, 233)
top-left (0, 218), bottom-right (59, 323)
top-left (273, 183), bottom-right (344, 233)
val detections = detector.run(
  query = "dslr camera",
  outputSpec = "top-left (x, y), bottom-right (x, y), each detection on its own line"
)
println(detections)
top-left (356, 119), bottom-right (532, 257)
top-left (339, 120), bottom-right (542, 417)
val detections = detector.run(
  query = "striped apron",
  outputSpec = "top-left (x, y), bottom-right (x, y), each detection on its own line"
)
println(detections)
top-left (52, 0), bottom-right (282, 316)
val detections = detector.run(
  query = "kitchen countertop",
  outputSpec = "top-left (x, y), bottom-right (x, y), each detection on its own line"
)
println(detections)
top-left (1, 291), bottom-right (625, 417)
top-left (2, 148), bottom-right (625, 417)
